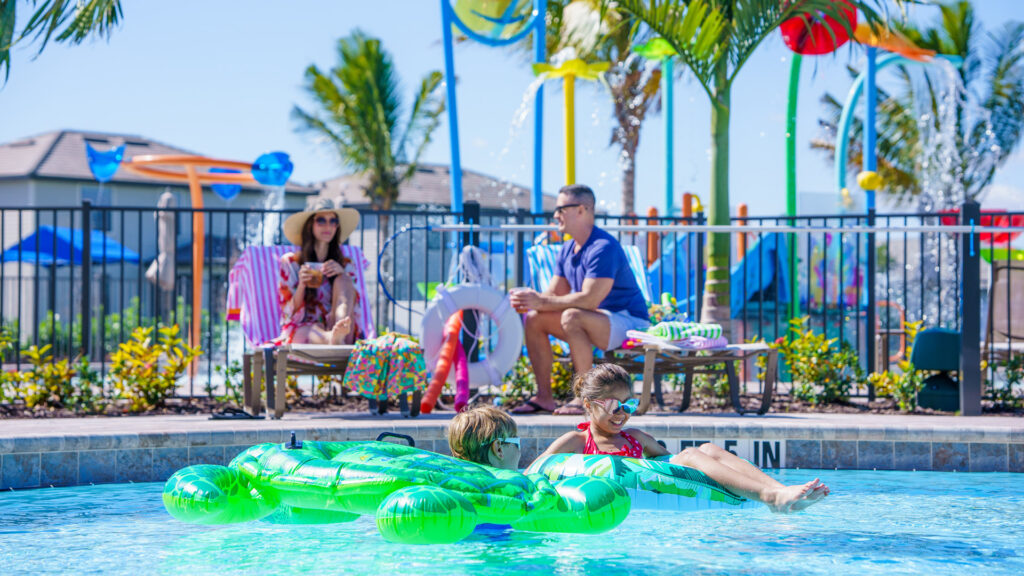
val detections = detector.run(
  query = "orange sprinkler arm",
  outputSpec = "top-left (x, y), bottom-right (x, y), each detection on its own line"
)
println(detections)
top-left (186, 165), bottom-right (204, 362)
top-left (854, 23), bottom-right (936, 62)
top-left (121, 155), bottom-right (262, 367)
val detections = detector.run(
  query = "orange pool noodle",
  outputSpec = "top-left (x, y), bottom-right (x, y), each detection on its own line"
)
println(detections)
top-left (420, 311), bottom-right (463, 414)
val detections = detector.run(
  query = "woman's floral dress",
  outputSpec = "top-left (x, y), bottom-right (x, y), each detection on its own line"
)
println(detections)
top-left (274, 252), bottom-right (362, 344)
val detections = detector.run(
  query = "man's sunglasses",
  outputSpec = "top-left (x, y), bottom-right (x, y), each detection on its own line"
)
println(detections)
top-left (314, 216), bottom-right (339, 226)
top-left (594, 398), bottom-right (639, 415)
top-left (553, 203), bottom-right (583, 216)
top-left (500, 437), bottom-right (521, 448)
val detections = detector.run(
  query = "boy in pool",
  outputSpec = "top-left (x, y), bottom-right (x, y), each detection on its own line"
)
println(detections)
top-left (447, 405), bottom-right (521, 471)
top-left (536, 364), bottom-right (830, 513)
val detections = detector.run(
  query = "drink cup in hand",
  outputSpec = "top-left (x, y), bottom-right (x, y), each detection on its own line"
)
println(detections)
top-left (509, 287), bottom-right (529, 313)
top-left (303, 262), bottom-right (324, 288)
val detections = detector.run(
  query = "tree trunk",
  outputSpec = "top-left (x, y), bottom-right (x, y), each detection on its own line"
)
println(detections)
top-left (700, 71), bottom-right (732, 336)
top-left (620, 136), bottom-right (637, 216)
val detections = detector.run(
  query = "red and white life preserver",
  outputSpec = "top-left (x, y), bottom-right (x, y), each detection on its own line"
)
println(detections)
top-left (420, 284), bottom-right (523, 388)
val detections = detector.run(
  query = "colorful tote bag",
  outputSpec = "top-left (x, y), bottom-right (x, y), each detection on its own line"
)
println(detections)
top-left (343, 333), bottom-right (427, 400)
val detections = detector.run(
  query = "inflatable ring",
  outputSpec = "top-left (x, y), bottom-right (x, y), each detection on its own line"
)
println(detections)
top-left (526, 453), bottom-right (760, 511)
top-left (163, 441), bottom-right (630, 544)
top-left (420, 283), bottom-right (523, 388)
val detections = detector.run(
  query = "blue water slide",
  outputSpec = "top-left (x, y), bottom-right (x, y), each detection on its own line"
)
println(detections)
top-left (730, 233), bottom-right (790, 318)
top-left (647, 232), bottom-right (699, 311)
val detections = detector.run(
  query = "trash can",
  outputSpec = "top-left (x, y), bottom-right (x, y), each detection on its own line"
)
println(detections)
top-left (911, 328), bottom-right (961, 411)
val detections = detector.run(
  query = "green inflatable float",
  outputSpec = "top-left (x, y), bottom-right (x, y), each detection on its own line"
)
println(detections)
top-left (163, 440), bottom-right (630, 544)
top-left (526, 453), bottom-right (759, 511)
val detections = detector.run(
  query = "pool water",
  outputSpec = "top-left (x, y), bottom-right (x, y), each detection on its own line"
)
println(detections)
top-left (1, 469), bottom-right (1021, 575)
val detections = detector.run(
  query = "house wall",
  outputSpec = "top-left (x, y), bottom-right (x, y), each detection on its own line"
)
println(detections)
top-left (0, 177), bottom-right (309, 342)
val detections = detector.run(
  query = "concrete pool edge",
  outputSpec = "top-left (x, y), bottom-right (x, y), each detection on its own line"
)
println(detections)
top-left (2, 412), bottom-right (1022, 489)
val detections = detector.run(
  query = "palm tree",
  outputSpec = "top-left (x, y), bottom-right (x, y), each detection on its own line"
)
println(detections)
top-left (292, 30), bottom-right (445, 210)
top-left (532, 1), bottom-right (662, 214)
top-left (1, 0), bottom-right (123, 82)
top-left (812, 1), bottom-right (1024, 207)
top-left (617, 0), bottom-right (887, 327)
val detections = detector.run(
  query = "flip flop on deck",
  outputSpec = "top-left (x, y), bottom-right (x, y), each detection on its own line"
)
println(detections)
top-left (553, 402), bottom-right (586, 415)
top-left (510, 399), bottom-right (554, 414)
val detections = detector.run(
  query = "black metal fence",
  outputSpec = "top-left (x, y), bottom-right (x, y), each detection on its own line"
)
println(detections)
top-left (0, 200), bottom-right (1018, 406)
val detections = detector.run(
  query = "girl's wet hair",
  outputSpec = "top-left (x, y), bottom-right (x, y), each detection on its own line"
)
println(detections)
top-left (572, 364), bottom-right (632, 404)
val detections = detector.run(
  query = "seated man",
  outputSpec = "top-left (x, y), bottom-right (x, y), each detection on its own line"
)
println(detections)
top-left (447, 405), bottom-right (521, 470)
top-left (510, 184), bottom-right (650, 415)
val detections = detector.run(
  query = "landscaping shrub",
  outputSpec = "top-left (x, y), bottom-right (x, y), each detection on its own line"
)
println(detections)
top-left (772, 317), bottom-right (863, 405)
top-left (866, 321), bottom-right (924, 412)
top-left (989, 355), bottom-right (1024, 409)
top-left (108, 325), bottom-right (202, 412)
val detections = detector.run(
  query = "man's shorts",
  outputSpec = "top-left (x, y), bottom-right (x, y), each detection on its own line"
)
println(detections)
top-left (598, 309), bottom-right (651, 351)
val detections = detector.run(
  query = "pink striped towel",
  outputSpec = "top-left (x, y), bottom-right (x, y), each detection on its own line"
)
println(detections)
top-left (227, 245), bottom-right (376, 346)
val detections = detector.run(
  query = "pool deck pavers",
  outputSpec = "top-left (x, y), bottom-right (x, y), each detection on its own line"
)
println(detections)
top-left (2, 411), bottom-right (1023, 489)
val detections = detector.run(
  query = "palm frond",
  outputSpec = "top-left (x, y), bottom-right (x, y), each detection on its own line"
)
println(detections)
top-left (1, 0), bottom-right (122, 82)
top-left (617, 0), bottom-right (727, 96)
top-left (727, 0), bottom-right (873, 84)
top-left (1, 0), bottom-right (16, 80)
top-left (396, 70), bottom-right (445, 183)
top-left (293, 30), bottom-right (443, 208)
top-left (981, 22), bottom-right (1024, 164)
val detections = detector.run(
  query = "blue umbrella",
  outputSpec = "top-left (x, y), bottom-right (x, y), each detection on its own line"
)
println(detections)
top-left (1, 226), bottom-right (141, 265)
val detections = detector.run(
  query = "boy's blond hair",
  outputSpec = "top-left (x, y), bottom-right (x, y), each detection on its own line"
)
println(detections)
top-left (447, 405), bottom-right (517, 465)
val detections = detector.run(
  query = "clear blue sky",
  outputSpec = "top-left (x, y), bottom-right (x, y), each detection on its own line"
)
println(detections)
top-left (1, 0), bottom-right (1021, 216)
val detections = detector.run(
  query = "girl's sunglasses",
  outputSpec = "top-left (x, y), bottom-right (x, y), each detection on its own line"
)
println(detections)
top-left (594, 398), bottom-right (639, 415)
top-left (314, 216), bottom-right (339, 226)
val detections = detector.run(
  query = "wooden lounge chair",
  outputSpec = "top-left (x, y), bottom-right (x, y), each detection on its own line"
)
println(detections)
top-left (525, 243), bottom-right (776, 415)
top-left (227, 244), bottom-right (375, 419)
top-left (984, 262), bottom-right (1024, 363)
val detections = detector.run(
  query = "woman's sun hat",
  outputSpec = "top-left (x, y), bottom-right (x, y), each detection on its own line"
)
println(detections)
top-left (283, 196), bottom-right (360, 247)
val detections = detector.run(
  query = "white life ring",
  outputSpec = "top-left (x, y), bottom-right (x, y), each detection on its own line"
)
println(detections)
top-left (420, 283), bottom-right (523, 388)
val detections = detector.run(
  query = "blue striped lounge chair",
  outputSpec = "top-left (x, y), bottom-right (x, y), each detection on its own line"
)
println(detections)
top-left (524, 242), bottom-right (777, 415)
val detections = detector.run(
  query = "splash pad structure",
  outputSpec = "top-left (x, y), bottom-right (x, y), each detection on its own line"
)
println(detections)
top-left (441, 0), bottom-right (547, 213)
top-left (108, 152), bottom-right (293, 357)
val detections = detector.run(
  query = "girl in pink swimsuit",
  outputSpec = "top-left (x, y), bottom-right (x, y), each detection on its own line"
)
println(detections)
top-left (533, 364), bottom-right (832, 513)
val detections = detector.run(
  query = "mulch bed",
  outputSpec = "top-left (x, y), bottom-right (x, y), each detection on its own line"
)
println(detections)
top-left (3, 390), bottom-right (1021, 418)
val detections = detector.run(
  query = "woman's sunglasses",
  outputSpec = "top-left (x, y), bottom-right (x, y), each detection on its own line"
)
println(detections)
top-left (594, 398), bottom-right (639, 415)
top-left (314, 216), bottom-right (339, 226)
top-left (499, 437), bottom-right (520, 448)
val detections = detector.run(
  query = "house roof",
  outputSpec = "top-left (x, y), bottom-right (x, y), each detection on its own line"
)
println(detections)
top-left (0, 130), bottom-right (315, 194)
top-left (315, 163), bottom-right (558, 212)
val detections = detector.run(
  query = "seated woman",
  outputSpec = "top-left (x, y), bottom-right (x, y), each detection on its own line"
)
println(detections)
top-left (276, 197), bottom-right (362, 345)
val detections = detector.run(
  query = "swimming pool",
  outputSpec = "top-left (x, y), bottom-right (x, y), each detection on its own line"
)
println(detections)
top-left (1, 469), bottom-right (1021, 575)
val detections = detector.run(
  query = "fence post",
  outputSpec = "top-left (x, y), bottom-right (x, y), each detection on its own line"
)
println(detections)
top-left (865, 206), bottom-right (877, 398)
top-left (960, 199), bottom-right (981, 416)
top-left (736, 203), bottom-right (748, 259)
top-left (461, 202), bottom-right (480, 363)
top-left (646, 206), bottom-right (659, 267)
top-left (696, 210), bottom-right (706, 322)
top-left (514, 208), bottom-right (526, 289)
top-left (81, 199), bottom-right (92, 361)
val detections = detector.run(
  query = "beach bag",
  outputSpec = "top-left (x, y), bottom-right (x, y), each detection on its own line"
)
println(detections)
top-left (344, 333), bottom-right (427, 400)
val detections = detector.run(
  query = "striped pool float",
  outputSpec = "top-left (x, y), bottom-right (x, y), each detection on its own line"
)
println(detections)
top-left (226, 245), bottom-right (376, 346)
top-left (646, 321), bottom-right (723, 340)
